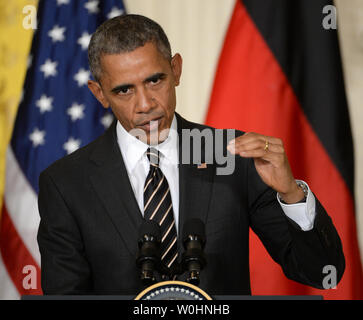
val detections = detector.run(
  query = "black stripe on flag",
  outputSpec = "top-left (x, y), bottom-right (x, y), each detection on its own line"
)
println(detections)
top-left (242, 0), bottom-right (355, 195)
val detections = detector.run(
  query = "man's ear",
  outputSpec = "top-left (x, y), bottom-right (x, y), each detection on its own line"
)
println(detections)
top-left (171, 53), bottom-right (182, 86)
top-left (87, 80), bottom-right (109, 109)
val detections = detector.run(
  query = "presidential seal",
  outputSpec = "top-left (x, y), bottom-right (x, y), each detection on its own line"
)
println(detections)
top-left (134, 280), bottom-right (212, 300)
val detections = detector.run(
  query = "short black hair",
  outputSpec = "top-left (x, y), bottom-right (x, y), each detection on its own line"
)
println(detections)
top-left (88, 14), bottom-right (172, 82)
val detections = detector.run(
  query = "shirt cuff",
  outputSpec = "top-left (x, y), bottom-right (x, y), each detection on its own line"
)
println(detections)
top-left (277, 180), bottom-right (316, 231)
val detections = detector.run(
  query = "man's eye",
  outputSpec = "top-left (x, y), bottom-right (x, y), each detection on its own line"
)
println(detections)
top-left (118, 88), bottom-right (131, 95)
top-left (150, 78), bottom-right (161, 84)
top-left (150, 75), bottom-right (166, 85)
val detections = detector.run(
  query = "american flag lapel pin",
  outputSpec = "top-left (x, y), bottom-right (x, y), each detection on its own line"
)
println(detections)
top-left (197, 163), bottom-right (207, 169)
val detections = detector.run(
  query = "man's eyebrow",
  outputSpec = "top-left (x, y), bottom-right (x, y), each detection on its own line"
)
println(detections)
top-left (110, 73), bottom-right (166, 93)
top-left (110, 84), bottom-right (133, 93)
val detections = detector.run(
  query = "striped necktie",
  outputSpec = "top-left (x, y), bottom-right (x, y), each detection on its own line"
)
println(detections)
top-left (144, 147), bottom-right (178, 272)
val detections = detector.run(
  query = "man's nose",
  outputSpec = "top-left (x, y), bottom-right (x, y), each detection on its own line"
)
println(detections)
top-left (136, 88), bottom-right (155, 112)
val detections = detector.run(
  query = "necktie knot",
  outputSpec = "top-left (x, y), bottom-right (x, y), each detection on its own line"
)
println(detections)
top-left (146, 147), bottom-right (160, 167)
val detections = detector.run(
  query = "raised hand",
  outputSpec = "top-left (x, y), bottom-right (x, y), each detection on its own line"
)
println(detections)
top-left (227, 132), bottom-right (304, 204)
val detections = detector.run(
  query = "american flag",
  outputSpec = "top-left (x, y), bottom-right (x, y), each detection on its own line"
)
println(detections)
top-left (0, 0), bottom-right (126, 299)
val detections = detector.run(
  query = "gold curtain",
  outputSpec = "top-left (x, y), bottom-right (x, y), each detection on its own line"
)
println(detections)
top-left (0, 1), bottom-right (37, 213)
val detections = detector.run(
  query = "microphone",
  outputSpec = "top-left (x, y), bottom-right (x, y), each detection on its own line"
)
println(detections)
top-left (136, 220), bottom-right (161, 286)
top-left (181, 218), bottom-right (206, 286)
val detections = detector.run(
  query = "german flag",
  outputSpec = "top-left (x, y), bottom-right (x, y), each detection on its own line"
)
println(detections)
top-left (205, 0), bottom-right (363, 299)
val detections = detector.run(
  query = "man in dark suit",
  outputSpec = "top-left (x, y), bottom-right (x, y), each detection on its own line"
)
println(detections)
top-left (37, 14), bottom-right (345, 296)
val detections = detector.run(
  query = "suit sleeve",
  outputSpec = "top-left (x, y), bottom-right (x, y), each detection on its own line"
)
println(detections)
top-left (37, 170), bottom-right (92, 294)
top-left (246, 159), bottom-right (345, 289)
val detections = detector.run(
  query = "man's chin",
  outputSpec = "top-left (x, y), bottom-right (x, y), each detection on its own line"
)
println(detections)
top-left (147, 128), bottom-right (170, 145)
top-left (128, 127), bottom-right (169, 145)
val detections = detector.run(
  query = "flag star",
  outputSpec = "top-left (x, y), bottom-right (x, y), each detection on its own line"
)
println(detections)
top-left (77, 32), bottom-right (92, 50)
top-left (100, 113), bottom-right (114, 128)
top-left (63, 137), bottom-right (81, 154)
top-left (57, 0), bottom-right (70, 5)
top-left (67, 103), bottom-right (85, 121)
top-left (48, 25), bottom-right (66, 42)
top-left (74, 68), bottom-right (90, 86)
top-left (85, 0), bottom-right (99, 14)
top-left (107, 6), bottom-right (124, 19)
top-left (29, 128), bottom-right (46, 147)
top-left (40, 59), bottom-right (58, 78)
top-left (36, 94), bottom-right (53, 113)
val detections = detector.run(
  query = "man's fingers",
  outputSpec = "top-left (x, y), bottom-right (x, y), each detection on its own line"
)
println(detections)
top-left (237, 148), bottom-right (273, 158)
top-left (227, 132), bottom-right (286, 165)
top-left (237, 148), bottom-right (286, 167)
top-left (229, 132), bottom-right (283, 147)
top-left (228, 140), bottom-right (284, 154)
top-left (227, 140), bottom-right (286, 166)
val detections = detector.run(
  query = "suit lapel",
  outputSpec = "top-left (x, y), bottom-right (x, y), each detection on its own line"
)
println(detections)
top-left (89, 121), bottom-right (143, 256)
top-left (176, 114), bottom-right (215, 253)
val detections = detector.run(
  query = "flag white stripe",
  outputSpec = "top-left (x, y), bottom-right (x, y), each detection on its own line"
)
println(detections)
top-left (4, 148), bottom-right (41, 266)
top-left (0, 254), bottom-right (19, 299)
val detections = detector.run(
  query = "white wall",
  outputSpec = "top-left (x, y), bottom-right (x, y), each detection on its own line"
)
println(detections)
top-left (124, 0), bottom-right (363, 262)
top-left (335, 0), bottom-right (363, 264)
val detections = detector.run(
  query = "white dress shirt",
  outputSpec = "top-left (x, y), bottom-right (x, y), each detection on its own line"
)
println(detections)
top-left (116, 115), bottom-right (316, 232)
top-left (117, 115), bottom-right (180, 233)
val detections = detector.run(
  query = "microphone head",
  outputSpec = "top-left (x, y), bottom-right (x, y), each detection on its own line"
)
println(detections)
top-left (138, 219), bottom-right (161, 243)
top-left (182, 218), bottom-right (206, 244)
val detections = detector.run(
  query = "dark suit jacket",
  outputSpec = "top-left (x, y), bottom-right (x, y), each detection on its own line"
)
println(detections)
top-left (37, 113), bottom-right (345, 296)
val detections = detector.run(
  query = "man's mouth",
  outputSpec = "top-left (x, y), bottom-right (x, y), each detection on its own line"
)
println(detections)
top-left (137, 116), bottom-right (163, 132)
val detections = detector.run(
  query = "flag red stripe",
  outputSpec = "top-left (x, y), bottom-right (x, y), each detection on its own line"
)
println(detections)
top-left (206, 0), bottom-right (363, 299)
top-left (0, 203), bottom-right (42, 296)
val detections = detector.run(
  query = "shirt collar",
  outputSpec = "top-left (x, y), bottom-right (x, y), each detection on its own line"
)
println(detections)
top-left (116, 114), bottom-right (179, 172)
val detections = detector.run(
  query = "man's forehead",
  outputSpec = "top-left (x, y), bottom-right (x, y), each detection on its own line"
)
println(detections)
top-left (100, 42), bottom-right (166, 66)
top-left (99, 43), bottom-right (170, 82)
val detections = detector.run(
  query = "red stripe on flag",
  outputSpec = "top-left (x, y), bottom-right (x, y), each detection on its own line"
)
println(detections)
top-left (206, 0), bottom-right (363, 299)
top-left (0, 203), bottom-right (42, 296)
